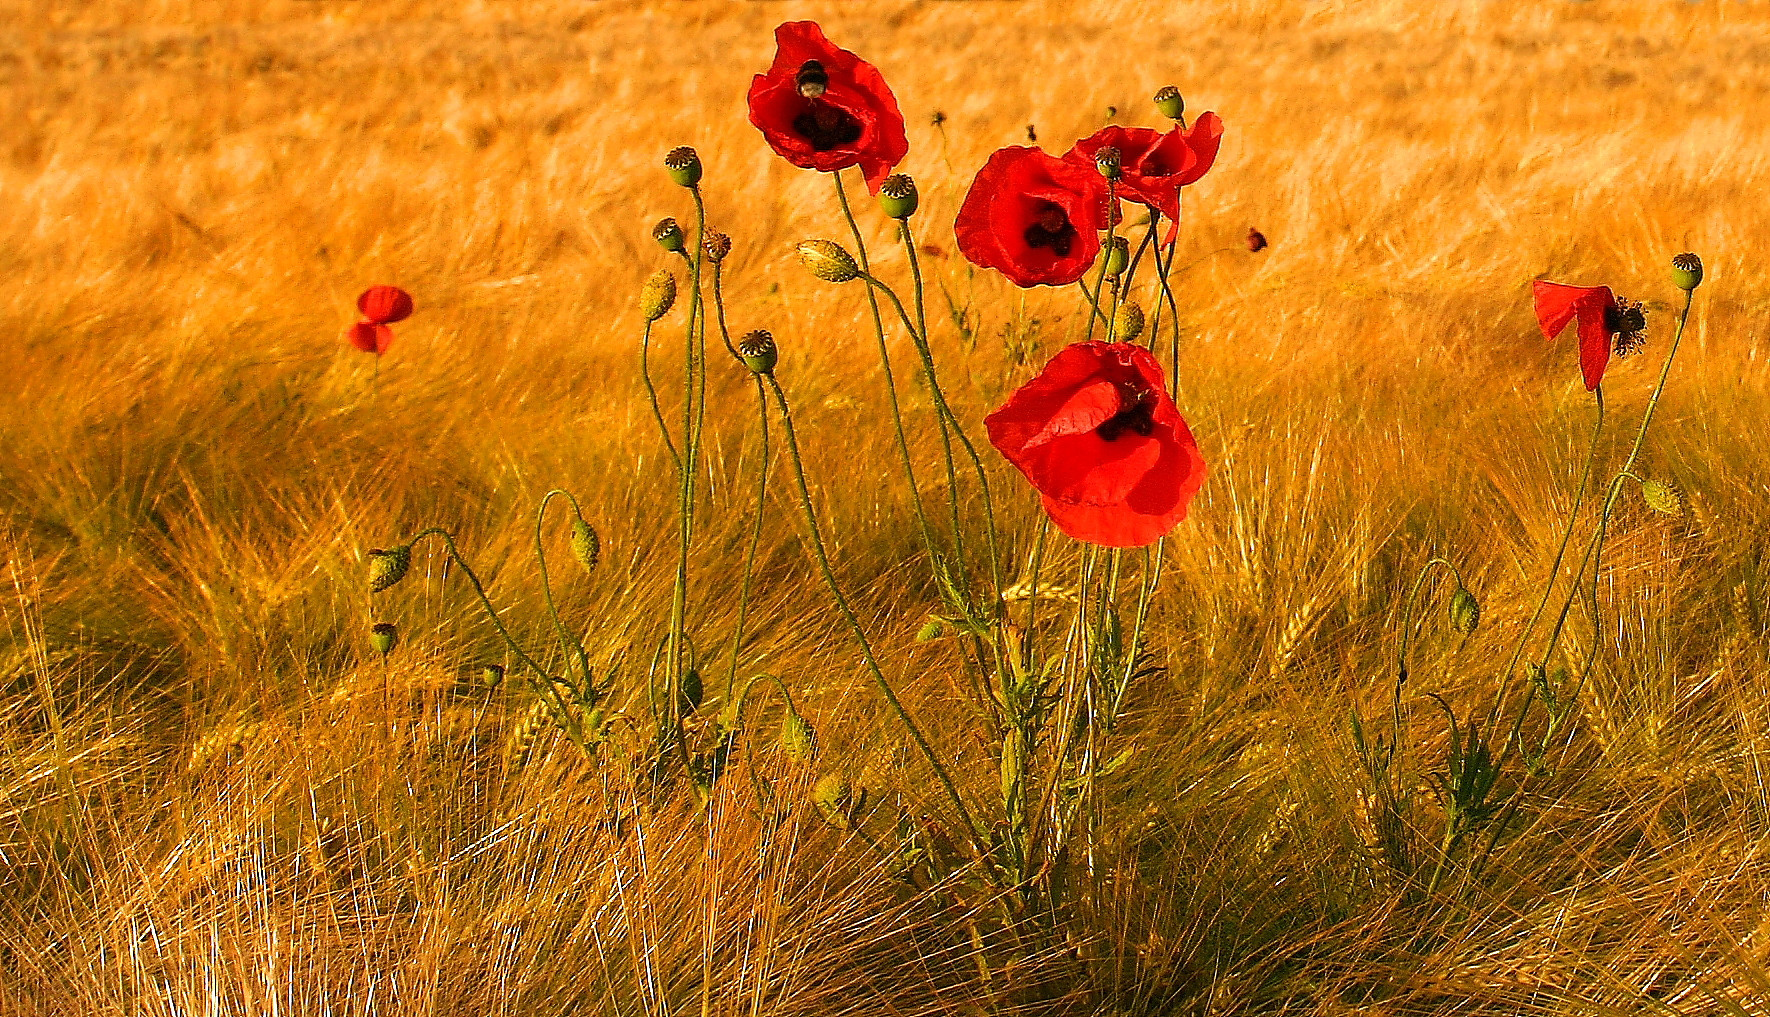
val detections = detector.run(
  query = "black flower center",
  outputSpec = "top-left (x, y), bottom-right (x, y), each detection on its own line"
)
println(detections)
top-left (1095, 381), bottom-right (1158, 443)
top-left (1022, 203), bottom-right (1076, 258)
top-left (792, 100), bottom-right (864, 152)
top-left (1603, 298), bottom-right (1648, 357)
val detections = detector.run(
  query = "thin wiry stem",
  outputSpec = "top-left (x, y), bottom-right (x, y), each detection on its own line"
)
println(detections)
top-left (534, 489), bottom-right (594, 697)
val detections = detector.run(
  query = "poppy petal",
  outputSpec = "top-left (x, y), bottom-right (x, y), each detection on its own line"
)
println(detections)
top-left (1574, 306), bottom-right (1612, 391)
top-left (348, 321), bottom-right (393, 355)
top-left (357, 285), bottom-right (414, 325)
top-left (1175, 111), bottom-right (1223, 187)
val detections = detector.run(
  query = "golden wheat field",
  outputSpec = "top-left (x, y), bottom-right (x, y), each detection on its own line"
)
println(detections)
top-left (3, 0), bottom-right (1770, 1012)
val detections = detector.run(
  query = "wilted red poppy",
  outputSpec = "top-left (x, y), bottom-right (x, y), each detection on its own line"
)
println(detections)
top-left (348, 285), bottom-right (413, 356)
top-left (985, 341), bottom-right (1206, 548)
top-left (1531, 280), bottom-right (1645, 391)
top-left (747, 21), bottom-right (908, 194)
top-left (956, 147), bottom-right (1108, 288)
top-left (1062, 112), bottom-right (1224, 242)
top-left (358, 285), bottom-right (413, 325)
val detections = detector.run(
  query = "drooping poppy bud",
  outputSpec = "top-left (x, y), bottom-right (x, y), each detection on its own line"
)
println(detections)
top-left (1449, 588), bottom-right (1481, 635)
top-left (479, 662), bottom-right (506, 689)
top-left (1112, 301), bottom-right (1145, 343)
top-left (878, 173), bottom-right (919, 219)
top-left (1671, 252), bottom-right (1703, 292)
top-left (1642, 478), bottom-right (1685, 515)
top-left (569, 518), bottom-right (600, 572)
top-left (370, 622), bottom-right (399, 657)
top-left (368, 546), bottom-right (412, 593)
top-left (653, 217), bottom-right (686, 254)
top-left (663, 146), bottom-right (703, 188)
top-left (797, 239), bottom-right (860, 283)
top-left (738, 329), bottom-right (779, 374)
top-left (1153, 86), bottom-right (1185, 120)
top-left (779, 708), bottom-right (816, 763)
top-left (640, 270), bottom-right (677, 322)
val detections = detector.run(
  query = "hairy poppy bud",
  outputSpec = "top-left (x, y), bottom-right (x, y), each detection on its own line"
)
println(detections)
top-left (1112, 301), bottom-right (1145, 343)
top-left (663, 146), bottom-right (703, 188)
top-left (1094, 146), bottom-right (1122, 181)
top-left (1449, 588), bottom-right (1481, 636)
top-left (703, 230), bottom-right (731, 264)
top-left (369, 622), bottom-right (399, 657)
top-left (569, 518), bottom-right (600, 572)
top-left (368, 546), bottom-right (411, 593)
top-left (1671, 252), bottom-right (1703, 292)
top-left (1102, 236), bottom-right (1129, 279)
top-left (1246, 228), bottom-right (1269, 253)
top-left (1153, 86), bottom-right (1184, 120)
top-left (813, 772), bottom-right (866, 829)
top-left (1642, 478), bottom-right (1685, 515)
top-left (640, 270), bottom-right (676, 322)
top-left (738, 329), bottom-right (778, 374)
top-left (795, 58), bottom-right (828, 99)
top-left (652, 217), bottom-right (685, 254)
top-left (797, 239), bottom-right (860, 283)
top-left (878, 174), bottom-right (919, 219)
top-left (779, 709), bottom-right (816, 763)
top-left (479, 662), bottom-right (505, 689)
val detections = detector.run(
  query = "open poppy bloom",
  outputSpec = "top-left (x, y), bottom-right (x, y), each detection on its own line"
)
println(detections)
top-left (1063, 113), bottom-right (1224, 242)
top-left (956, 147), bottom-right (1108, 288)
top-left (1531, 280), bottom-right (1645, 391)
top-left (349, 285), bottom-right (413, 355)
top-left (747, 21), bottom-right (908, 194)
top-left (986, 341), bottom-right (1206, 547)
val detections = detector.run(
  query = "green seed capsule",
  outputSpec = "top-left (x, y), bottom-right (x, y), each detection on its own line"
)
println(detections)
top-left (738, 329), bottom-right (778, 374)
top-left (1670, 252), bottom-right (1703, 292)
top-left (663, 146), bottom-right (702, 188)
top-left (878, 174), bottom-right (919, 219)
top-left (1153, 86), bottom-right (1184, 120)
top-left (370, 622), bottom-right (399, 657)
top-left (653, 217), bottom-right (686, 254)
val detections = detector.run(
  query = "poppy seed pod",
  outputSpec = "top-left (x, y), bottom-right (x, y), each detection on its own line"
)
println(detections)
top-left (652, 217), bottom-right (686, 254)
top-left (368, 546), bottom-right (412, 593)
top-left (1112, 301), bottom-right (1145, 343)
top-left (369, 622), bottom-right (399, 657)
top-left (479, 662), bottom-right (506, 689)
top-left (569, 518), bottom-right (600, 572)
top-left (1102, 236), bottom-right (1129, 279)
top-left (1094, 145), bottom-right (1122, 181)
top-left (1449, 588), bottom-right (1481, 636)
top-left (703, 230), bottom-right (732, 264)
top-left (738, 330), bottom-right (779, 374)
top-left (1671, 252), bottom-right (1703, 292)
top-left (1153, 85), bottom-right (1184, 120)
top-left (797, 239), bottom-right (860, 283)
top-left (663, 146), bottom-right (703, 187)
top-left (878, 173), bottom-right (919, 219)
top-left (1642, 478), bottom-right (1685, 515)
top-left (640, 270), bottom-right (676, 322)
top-left (779, 709), bottom-right (816, 763)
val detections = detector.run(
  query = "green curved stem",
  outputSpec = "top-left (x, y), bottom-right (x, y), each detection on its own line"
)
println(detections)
top-left (763, 372), bottom-right (985, 856)
top-left (1083, 180), bottom-right (1119, 343)
top-left (638, 322), bottom-right (681, 473)
top-left (534, 489), bottom-right (594, 697)
top-left (898, 219), bottom-right (967, 575)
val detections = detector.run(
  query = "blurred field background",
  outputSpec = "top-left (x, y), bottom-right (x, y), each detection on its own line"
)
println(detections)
top-left (3, 0), bottom-right (1770, 1013)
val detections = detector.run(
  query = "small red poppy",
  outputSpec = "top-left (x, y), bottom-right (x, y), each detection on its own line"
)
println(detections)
top-left (358, 285), bottom-right (414, 326)
top-left (955, 147), bottom-right (1108, 288)
top-left (1531, 280), bottom-right (1638, 391)
top-left (985, 341), bottom-right (1206, 548)
top-left (1062, 112), bottom-right (1223, 242)
top-left (747, 21), bottom-right (909, 194)
top-left (348, 285), bottom-right (413, 356)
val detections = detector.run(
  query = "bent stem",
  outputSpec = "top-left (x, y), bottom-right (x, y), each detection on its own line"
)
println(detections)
top-left (639, 321), bottom-right (681, 473)
top-left (1082, 179), bottom-right (1119, 343)
top-left (534, 489), bottom-right (594, 698)
top-left (763, 372), bottom-right (985, 857)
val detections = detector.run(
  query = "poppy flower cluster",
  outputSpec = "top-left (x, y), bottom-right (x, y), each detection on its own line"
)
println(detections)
top-left (1531, 280), bottom-right (1646, 391)
top-left (348, 285), bottom-right (414, 356)
top-left (985, 342), bottom-right (1206, 548)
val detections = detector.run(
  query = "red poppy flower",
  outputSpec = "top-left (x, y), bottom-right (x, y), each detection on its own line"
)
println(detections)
top-left (348, 285), bottom-right (413, 355)
top-left (956, 147), bottom-right (1109, 288)
top-left (358, 285), bottom-right (414, 326)
top-left (986, 341), bottom-right (1206, 548)
top-left (1062, 112), bottom-right (1224, 242)
top-left (1532, 280), bottom-right (1644, 391)
top-left (747, 21), bottom-right (909, 194)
